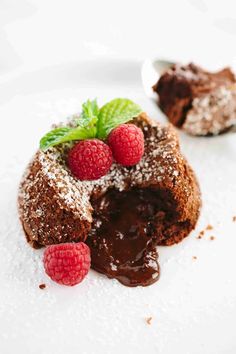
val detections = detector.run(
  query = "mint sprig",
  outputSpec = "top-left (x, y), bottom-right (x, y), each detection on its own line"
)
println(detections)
top-left (40, 98), bottom-right (142, 151)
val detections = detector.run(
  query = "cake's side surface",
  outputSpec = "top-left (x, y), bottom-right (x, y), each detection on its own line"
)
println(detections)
top-left (18, 113), bottom-right (201, 251)
top-left (153, 63), bottom-right (236, 135)
top-left (18, 150), bottom-right (93, 248)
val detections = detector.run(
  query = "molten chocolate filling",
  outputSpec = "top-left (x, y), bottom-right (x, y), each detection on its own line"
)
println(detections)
top-left (87, 188), bottom-right (178, 287)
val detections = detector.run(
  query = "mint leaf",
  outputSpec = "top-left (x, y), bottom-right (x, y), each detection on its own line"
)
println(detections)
top-left (40, 99), bottom-right (99, 151)
top-left (80, 99), bottom-right (99, 127)
top-left (40, 125), bottom-right (94, 151)
top-left (97, 98), bottom-right (142, 139)
top-left (74, 99), bottom-right (98, 139)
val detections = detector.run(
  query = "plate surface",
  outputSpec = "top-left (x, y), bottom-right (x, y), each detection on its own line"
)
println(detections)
top-left (0, 60), bottom-right (236, 354)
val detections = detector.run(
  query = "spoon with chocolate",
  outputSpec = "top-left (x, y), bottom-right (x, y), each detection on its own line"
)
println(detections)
top-left (141, 59), bottom-right (236, 135)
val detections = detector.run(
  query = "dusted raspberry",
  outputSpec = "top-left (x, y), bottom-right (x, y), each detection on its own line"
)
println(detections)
top-left (108, 124), bottom-right (144, 166)
top-left (68, 139), bottom-right (112, 180)
top-left (43, 242), bottom-right (91, 286)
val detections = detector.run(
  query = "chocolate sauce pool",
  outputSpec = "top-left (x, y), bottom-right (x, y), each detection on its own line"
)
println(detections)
top-left (87, 188), bottom-right (166, 287)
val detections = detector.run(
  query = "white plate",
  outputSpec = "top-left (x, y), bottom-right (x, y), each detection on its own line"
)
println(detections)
top-left (1, 60), bottom-right (236, 354)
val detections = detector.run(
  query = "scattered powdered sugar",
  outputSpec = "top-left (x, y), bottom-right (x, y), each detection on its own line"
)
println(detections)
top-left (183, 85), bottom-right (236, 135)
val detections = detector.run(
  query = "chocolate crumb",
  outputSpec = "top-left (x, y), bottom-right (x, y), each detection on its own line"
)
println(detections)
top-left (233, 216), bottom-right (236, 222)
top-left (192, 256), bottom-right (197, 260)
top-left (206, 224), bottom-right (213, 231)
top-left (209, 236), bottom-right (215, 241)
top-left (197, 230), bottom-right (205, 239)
top-left (39, 283), bottom-right (46, 289)
top-left (146, 317), bottom-right (153, 325)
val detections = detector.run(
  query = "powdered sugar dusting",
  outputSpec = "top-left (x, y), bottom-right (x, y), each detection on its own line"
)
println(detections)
top-left (183, 86), bottom-right (236, 136)
top-left (38, 150), bottom-right (91, 219)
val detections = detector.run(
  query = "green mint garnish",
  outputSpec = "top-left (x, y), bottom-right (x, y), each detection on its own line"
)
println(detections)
top-left (40, 99), bottom-right (99, 151)
top-left (79, 99), bottom-right (99, 127)
top-left (77, 99), bottom-right (99, 137)
top-left (97, 98), bottom-right (142, 139)
top-left (39, 126), bottom-right (95, 151)
top-left (40, 98), bottom-right (142, 151)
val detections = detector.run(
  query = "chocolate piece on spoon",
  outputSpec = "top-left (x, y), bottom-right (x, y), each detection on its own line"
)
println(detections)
top-left (153, 62), bottom-right (236, 136)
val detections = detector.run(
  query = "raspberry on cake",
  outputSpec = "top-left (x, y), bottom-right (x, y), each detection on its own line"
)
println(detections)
top-left (153, 63), bottom-right (236, 136)
top-left (108, 124), bottom-right (144, 166)
top-left (68, 139), bottom-right (113, 180)
top-left (18, 104), bottom-right (201, 287)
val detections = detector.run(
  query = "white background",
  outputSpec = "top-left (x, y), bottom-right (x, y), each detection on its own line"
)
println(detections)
top-left (0, 1), bottom-right (236, 354)
top-left (1, 0), bottom-right (236, 76)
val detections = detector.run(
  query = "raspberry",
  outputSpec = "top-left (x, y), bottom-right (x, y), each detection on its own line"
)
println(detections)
top-left (108, 124), bottom-right (144, 166)
top-left (43, 242), bottom-right (91, 286)
top-left (68, 139), bottom-right (112, 180)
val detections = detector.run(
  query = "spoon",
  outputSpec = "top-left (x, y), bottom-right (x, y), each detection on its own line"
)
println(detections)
top-left (141, 58), bottom-right (174, 101)
top-left (141, 58), bottom-right (236, 134)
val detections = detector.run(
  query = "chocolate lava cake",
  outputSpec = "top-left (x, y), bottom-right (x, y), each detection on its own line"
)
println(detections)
top-left (18, 113), bottom-right (201, 287)
top-left (153, 63), bottom-right (236, 136)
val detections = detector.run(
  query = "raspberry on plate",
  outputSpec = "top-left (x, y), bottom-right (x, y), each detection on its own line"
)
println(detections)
top-left (43, 242), bottom-right (91, 286)
top-left (68, 139), bottom-right (113, 180)
top-left (108, 124), bottom-right (144, 166)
